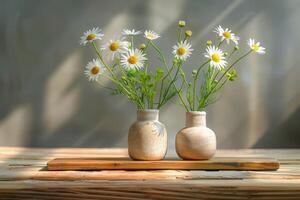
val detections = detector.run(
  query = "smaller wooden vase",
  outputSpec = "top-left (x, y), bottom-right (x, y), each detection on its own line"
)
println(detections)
top-left (128, 109), bottom-right (167, 161)
top-left (176, 111), bottom-right (216, 160)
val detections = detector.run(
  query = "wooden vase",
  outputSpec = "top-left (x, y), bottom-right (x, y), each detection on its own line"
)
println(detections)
top-left (176, 111), bottom-right (216, 160)
top-left (128, 109), bottom-right (167, 160)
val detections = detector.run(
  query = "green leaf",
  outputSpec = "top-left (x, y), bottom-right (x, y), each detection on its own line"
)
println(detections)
top-left (155, 68), bottom-right (164, 81)
top-left (226, 69), bottom-right (238, 81)
top-left (126, 69), bottom-right (138, 77)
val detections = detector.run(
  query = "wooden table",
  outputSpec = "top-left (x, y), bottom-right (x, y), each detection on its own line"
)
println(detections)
top-left (0, 147), bottom-right (299, 199)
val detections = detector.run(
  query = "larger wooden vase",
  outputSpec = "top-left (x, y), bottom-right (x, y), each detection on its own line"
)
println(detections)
top-left (176, 111), bottom-right (216, 160)
top-left (128, 109), bottom-right (167, 160)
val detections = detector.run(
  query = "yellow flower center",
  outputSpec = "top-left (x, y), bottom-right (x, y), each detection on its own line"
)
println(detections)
top-left (91, 66), bottom-right (100, 75)
top-left (109, 42), bottom-right (120, 51)
top-left (128, 55), bottom-right (138, 64)
top-left (147, 33), bottom-right (154, 39)
top-left (86, 34), bottom-right (96, 41)
top-left (211, 53), bottom-right (221, 63)
top-left (177, 47), bottom-right (186, 56)
top-left (223, 31), bottom-right (231, 39)
top-left (252, 44), bottom-right (260, 52)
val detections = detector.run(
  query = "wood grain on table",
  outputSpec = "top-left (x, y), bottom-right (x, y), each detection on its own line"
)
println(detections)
top-left (0, 147), bottom-right (299, 199)
top-left (47, 157), bottom-right (279, 171)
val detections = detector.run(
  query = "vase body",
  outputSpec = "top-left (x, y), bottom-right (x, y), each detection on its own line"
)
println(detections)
top-left (128, 109), bottom-right (167, 160)
top-left (176, 111), bottom-right (216, 160)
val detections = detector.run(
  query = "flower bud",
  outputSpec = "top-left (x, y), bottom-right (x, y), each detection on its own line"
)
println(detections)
top-left (178, 20), bottom-right (186, 27)
top-left (234, 46), bottom-right (239, 50)
top-left (206, 40), bottom-right (213, 46)
top-left (180, 70), bottom-right (185, 76)
top-left (127, 42), bottom-right (132, 49)
top-left (192, 69), bottom-right (197, 76)
top-left (139, 43), bottom-right (146, 50)
top-left (226, 69), bottom-right (238, 81)
top-left (127, 69), bottom-right (137, 76)
top-left (185, 30), bottom-right (192, 37)
top-left (224, 52), bottom-right (228, 56)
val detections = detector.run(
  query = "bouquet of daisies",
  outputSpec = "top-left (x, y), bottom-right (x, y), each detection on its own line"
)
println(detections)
top-left (80, 27), bottom-right (183, 110)
top-left (80, 21), bottom-right (265, 111)
top-left (169, 22), bottom-right (265, 111)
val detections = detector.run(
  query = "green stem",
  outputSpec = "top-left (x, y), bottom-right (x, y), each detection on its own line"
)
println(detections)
top-left (217, 40), bottom-right (224, 48)
top-left (91, 42), bottom-right (144, 108)
top-left (92, 42), bottom-right (117, 79)
top-left (160, 63), bottom-right (181, 107)
top-left (191, 60), bottom-right (210, 110)
top-left (158, 63), bottom-right (175, 107)
top-left (217, 50), bottom-right (252, 84)
top-left (179, 68), bottom-right (189, 86)
top-left (212, 70), bottom-right (220, 82)
top-left (192, 75), bottom-right (197, 110)
top-left (228, 48), bottom-right (237, 59)
top-left (150, 41), bottom-right (189, 110)
top-left (178, 28), bottom-right (182, 42)
top-left (144, 40), bottom-right (151, 51)
top-left (198, 50), bottom-right (252, 110)
top-left (195, 60), bottom-right (210, 80)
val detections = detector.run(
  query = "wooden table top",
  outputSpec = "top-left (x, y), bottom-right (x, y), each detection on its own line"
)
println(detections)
top-left (0, 147), bottom-right (299, 199)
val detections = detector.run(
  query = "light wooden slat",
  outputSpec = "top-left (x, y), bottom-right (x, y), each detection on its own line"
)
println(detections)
top-left (0, 179), bottom-right (300, 190)
top-left (47, 157), bottom-right (279, 171)
top-left (0, 166), bottom-right (300, 181)
top-left (0, 180), bottom-right (300, 200)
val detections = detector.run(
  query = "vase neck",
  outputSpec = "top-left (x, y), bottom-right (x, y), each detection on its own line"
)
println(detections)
top-left (137, 109), bottom-right (159, 121)
top-left (185, 111), bottom-right (206, 127)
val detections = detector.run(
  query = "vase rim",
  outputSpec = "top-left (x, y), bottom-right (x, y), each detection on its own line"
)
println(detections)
top-left (137, 109), bottom-right (159, 112)
top-left (186, 111), bottom-right (206, 115)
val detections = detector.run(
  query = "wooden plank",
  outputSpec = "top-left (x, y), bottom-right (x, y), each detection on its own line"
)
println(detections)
top-left (0, 180), bottom-right (300, 200)
top-left (47, 157), bottom-right (279, 171)
top-left (1, 179), bottom-right (300, 189)
top-left (0, 147), bottom-right (299, 200)
top-left (0, 165), bottom-right (300, 181)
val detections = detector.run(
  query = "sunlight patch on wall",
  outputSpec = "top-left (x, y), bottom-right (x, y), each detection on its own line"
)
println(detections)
top-left (147, 0), bottom-right (185, 32)
top-left (192, 0), bottom-right (243, 45)
top-left (242, 13), bottom-right (268, 148)
top-left (42, 50), bottom-right (82, 135)
top-left (0, 105), bottom-right (32, 146)
top-left (282, 8), bottom-right (300, 120)
top-left (94, 12), bottom-right (130, 50)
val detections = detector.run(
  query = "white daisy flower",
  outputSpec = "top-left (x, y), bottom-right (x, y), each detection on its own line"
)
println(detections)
top-left (122, 29), bottom-right (142, 36)
top-left (120, 49), bottom-right (147, 70)
top-left (204, 46), bottom-right (227, 70)
top-left (80, 27), bottom-right (104, 46)
top-left (214, 25), bottom-right (239, 45)
top-left (172, 40), bottom-right (193, 61)
top-left (248, 38), bottom-right (266, 54)
top-left (144, 30), bottom-right (160, 40)
top-left (84, 59), bottom-right (105, 81)
top-left (101, 37), bottom-right (129, 60)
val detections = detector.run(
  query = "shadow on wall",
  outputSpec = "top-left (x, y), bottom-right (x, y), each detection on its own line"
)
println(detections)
top-left (254, 107), bottom-right (300, 148)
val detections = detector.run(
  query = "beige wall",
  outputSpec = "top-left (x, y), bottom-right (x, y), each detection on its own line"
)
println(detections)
top-left (0, 0), bottom-right (299, 152)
